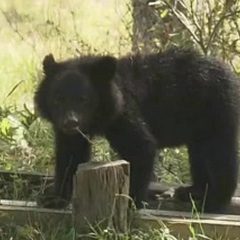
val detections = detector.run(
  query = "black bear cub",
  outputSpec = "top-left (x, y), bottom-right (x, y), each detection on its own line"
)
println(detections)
top-left (34, 48), bottom-right (240, 213)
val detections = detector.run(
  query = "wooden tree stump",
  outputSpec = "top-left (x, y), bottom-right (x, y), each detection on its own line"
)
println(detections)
top-left (72, 160), bottom-right (130, 234)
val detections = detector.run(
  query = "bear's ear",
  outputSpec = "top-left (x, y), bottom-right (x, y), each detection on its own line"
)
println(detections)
top-left (42, 54), bottom-right (58, 76)
top-left (91, 56), bottom-right (117, 82)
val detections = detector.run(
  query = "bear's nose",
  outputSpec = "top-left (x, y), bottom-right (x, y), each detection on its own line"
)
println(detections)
top-left (63, 118), bottom-right (79, 130)
top-left (63, 114), bottom-right (79, 130)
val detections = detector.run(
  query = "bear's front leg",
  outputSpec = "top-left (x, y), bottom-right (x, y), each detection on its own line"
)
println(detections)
top-left (38, 129), bottom-right (91, 208)
top-left (106, 116), bottom-right (157, 208)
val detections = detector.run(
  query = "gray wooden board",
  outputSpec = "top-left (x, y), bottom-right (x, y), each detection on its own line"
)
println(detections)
top-left (0, 200), bottom-right (71, 227)
top-left (148, 182), bottom-right (240, 215)
top-left (0, 170), bottom-right (239, 197)
top-left (1, 170), bottom-right (240, 214)
top-left (0, 170), bottom-right (53, 184)
top-left (149, 182), bottom-right (240, 197)
top-left (0, 200), bottom-right (240, 239)
top-left (0, 169), bottom-right (239, 195)
top-left (138, 209), bottom-right (240, 239)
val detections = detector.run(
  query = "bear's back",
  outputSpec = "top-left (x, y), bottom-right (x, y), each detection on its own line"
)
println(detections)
top-left (115, 48), bottom-right (240, 147)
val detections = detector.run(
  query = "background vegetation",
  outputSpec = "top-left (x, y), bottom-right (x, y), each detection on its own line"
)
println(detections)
top-left (0, 0), bottom-right (239, 239)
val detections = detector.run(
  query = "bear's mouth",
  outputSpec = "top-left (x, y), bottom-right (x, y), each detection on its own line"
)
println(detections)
top-left (61, 126), bottom-right (92, 143)
top-left (61, 127), bottom-right (79, 135)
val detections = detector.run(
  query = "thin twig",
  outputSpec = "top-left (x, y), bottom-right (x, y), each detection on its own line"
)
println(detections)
top-left (163, 0), bottom-right (207, 53)
top-left (0, 9), bottom-right (36, 51)
top-left (76, 128), bottom-right (93, 144)
top-left (206, 9), bottom-right (240, 52)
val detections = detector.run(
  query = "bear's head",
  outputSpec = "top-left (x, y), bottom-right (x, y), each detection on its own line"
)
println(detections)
top-left (35, 54), bottom-right (123, 135)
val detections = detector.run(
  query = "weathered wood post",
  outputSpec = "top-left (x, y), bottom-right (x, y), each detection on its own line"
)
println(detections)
top-left (72, 160), bottom-right (130, 234)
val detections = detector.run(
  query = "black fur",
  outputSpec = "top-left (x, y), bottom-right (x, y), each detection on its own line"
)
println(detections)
top-left (34, 48), bottom-right (240, 212)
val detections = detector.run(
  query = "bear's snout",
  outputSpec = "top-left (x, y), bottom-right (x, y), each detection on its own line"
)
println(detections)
top-left (60, 112), bottom-right (80, 134)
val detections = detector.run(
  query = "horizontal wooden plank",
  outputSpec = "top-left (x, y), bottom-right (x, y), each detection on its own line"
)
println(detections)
top-left (138, 209), bottom-right (240, 239)
top-left (138, 209), bottom-right (240, 222)
top-left (0, 170), bottom-right (239, 198)
top-left (1, 199), bottom-right (240, 239)
top-left (147, 197), bottom-right (240, 215)
top-left (0, 170), bottom-right (240, 215)
top-left (0, 200), bottom-right (71, 228)
top-left (148, 182), bottom-right (240, 215)
top-left (149, 182), bottom-right (240, 197)
top-left (0, 170), bottom-right (53, 184)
